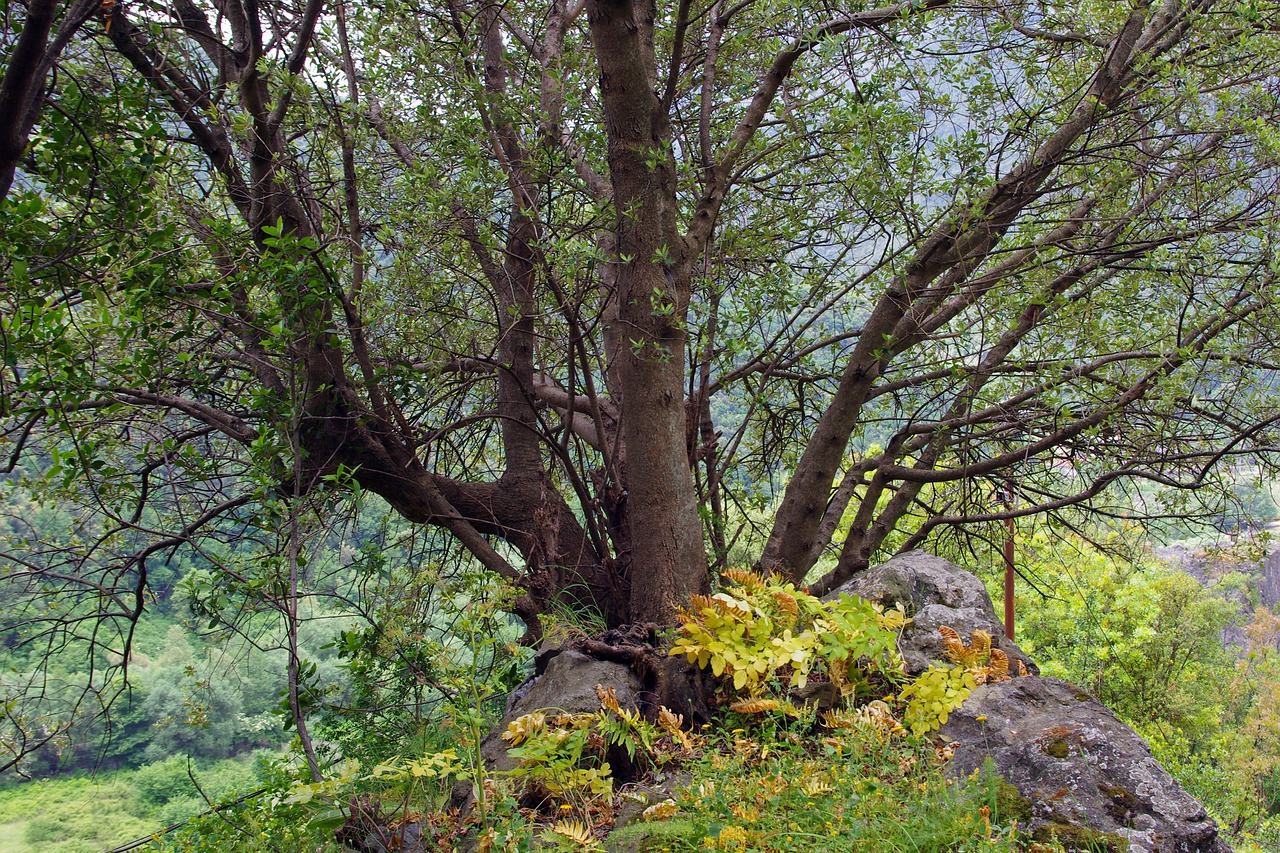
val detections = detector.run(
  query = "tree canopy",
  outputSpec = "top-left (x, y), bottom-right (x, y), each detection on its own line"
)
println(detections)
top-left (3, 0), bottom-right (1280, 767)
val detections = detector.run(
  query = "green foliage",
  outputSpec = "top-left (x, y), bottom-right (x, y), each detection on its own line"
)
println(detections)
top-left (132, 755), bottom-right (203, 806)
top-left (895, 664), bottom-right (977, 737)
top-left (1008, 530), bottom-right (1280, 850)
top-left (672, 569), bottom-right (976, 735)
top-left (142, 669), bottom-right (247, 763)
top-left (639, 726), bottom-right (1046, 853)
top-left (0, 774), bottom-right (159, 853)
top-left (5, 1), bottom-right (1280, 849)
top-left (501, 687), bottom-right (683, 820)
top-left (1014, 533), bottom-right (1239, 745)
top-left (670, 568), bottom-right (905, 696)
top-left (314, 533), bottom-right (530, 769)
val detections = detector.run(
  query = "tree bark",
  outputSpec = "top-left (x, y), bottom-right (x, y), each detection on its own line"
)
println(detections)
top-left (0, 0), bottom-right (94, 201)
top-left (588, 0), bottom-right (708, 621)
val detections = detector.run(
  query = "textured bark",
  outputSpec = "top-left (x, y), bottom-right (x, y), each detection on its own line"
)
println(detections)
top-left (588, 0), bottom-right (708, 621)
top-left (0, 0), bottom-right (95, 201)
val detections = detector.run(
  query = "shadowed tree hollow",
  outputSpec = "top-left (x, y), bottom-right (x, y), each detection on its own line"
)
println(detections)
top-left (3, 0), bottom-right (1280, 701)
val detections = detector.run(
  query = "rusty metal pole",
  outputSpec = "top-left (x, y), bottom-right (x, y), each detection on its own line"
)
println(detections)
top-left (1003, 514), bottom-right (1015, 641)
top-left (1003, 484), bottom-right (1013, 637)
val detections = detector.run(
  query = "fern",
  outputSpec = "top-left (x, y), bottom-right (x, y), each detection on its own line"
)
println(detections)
top-left (543, 818), bottom-right (601, 850)
top-left (987, 649), bottom-right (1010, 683)
top-left (939, 627), bottom-right (1022, 685)
top-left (670, 569), bottom-right (906, 695)
top-left (729, 697), bottom-right (803, 717)
top-left (642, 799), bottom-right (680, 821)
top-left (722, 567), bottom-right (766, 590)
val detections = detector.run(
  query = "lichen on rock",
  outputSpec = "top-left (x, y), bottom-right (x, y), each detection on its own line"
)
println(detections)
top-left (942, 676), bottom-right (1231, 853)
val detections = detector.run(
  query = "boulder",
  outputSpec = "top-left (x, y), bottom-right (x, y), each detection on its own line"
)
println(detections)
top-left (479, 650), bottom-right (643, 773)
top-left (822, 550), bottom-right (1037, 676)
top-left (611, 771), bottom-right (692, 830)
top-left (941, 676), bottom-right (1231, 853)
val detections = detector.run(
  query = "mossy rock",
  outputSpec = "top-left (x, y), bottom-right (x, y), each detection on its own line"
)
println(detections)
top-left (1042, 737), bottom-right (1072, 759)
top-left (942, 677), bottom-right (1232, 852)
top-left (1032, 821), bottom-right (1128, 853)
top-left (604, 819), bottom-right (702, 853)
top-left (993, 779), bottom-right (1035, 825)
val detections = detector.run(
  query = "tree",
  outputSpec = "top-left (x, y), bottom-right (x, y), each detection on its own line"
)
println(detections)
top-left (3, 0), bottom-right (1280, 766)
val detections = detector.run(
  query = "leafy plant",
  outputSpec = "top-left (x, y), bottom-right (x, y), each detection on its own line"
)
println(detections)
top-left (670, 570), bottom-right (1027, 739)
top-left (501, 686), bottom-right (689, 822)
top-left (895, 665), bottom-right (977, 737)
top-left (541, 817), bottom-right (603, 851)
top-left (657, 723), bottom-right (1047, 853)
top-left (669, 569), bottom-right (906, 696)
top-left (883, 626), bottom-right (1030, 738)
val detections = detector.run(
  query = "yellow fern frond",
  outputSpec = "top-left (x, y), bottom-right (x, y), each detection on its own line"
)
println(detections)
top-left (544, 818), bottom-right (597, 847)
top-left (939, 626), bottom-right (969, 665)
top-left (687, 594), bottom-right (715, 613)
top-left (940, 626), bottom-right (1004, 670)
top-left (821, 709), bottom-right (859, 729)
top-left (722, 567), bottom-right (765, 590)
top-left (595, 684), bottom-right (621, 714)
top-left (642, 799), bottom-right (679, 821)
top-left (856, 699), bottom-right (897, 730)
top-left (730, 697), bottom-right (782, 714)
top-left (970, 630), bottom-right (992, 659)
top-left (729, 697), bottom-right (801, 717)
top-left (822, 700), bottom-right (897, 733)
top-left (988, 649), bottom-right (1010, 683)
top-left (827, 657), bottom-right (850, 693)
top-left (801, 778), bottom-right (834, 795)
top-left (656, 706), bottom-right (692, 749)
top-left (773, 591), bottom-right (799, 620)
top-left (657, 706), bottom-right (684, 735)
top-left (1014, 659), bottom-right (1029, 677)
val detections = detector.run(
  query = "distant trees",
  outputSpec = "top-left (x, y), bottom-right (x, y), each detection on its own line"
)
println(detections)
top-left (3, 0), bottom-right (1280, 768)
top-left (1014, 532), bottom-right (1280, 842)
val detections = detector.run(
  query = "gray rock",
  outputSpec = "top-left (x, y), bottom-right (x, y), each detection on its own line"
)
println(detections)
top-left (611, 771), bottom-right (691, 830)
top-left (359, 822), bottom-right (427, 853)
top-left (822, 550), bottom-right (1037, 676)
top-left (941, 676), bottom-right (1231, 853)
top-left (480, 650), bottom-right (643, 773)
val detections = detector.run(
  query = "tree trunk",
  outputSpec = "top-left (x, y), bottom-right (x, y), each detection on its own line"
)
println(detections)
top-left (0, 0), bottom-right (60, 201)
top-left (588, 0), bottom-right (708, 621)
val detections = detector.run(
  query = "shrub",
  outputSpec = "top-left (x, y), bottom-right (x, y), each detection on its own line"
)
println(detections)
top-left (133, 755), bottom-right (201, 806)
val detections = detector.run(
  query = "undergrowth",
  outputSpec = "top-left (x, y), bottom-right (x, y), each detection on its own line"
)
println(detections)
top-left (147, 569), bottom-right (1047, 852)
top-left (647, 715), bottom-right (1038, 853)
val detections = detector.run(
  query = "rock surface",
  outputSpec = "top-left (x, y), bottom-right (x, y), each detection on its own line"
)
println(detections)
top-left (479, 650), bottom-right (642, 773)
top-left (822, 550), bottom-right (1038, 676)
top-left (941, 676), bottom-right (1231, 853)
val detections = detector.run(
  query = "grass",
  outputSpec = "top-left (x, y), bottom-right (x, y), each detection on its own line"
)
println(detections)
top-left (0, 821), bottom-right (28, 850)
top-left (0, 774), bottom-right (158, 853)
top-left (611, 716), bottom-right (1043, 853)
top-left (0, 755), bottom-right (264, 853)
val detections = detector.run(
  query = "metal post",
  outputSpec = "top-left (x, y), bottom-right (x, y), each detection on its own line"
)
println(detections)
top-left (1003, 514), bottom-right (1015, 641)
top-left (1002, 483), bottom-right (1015, 641)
